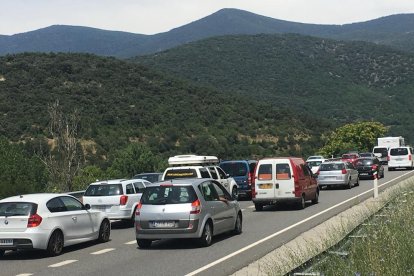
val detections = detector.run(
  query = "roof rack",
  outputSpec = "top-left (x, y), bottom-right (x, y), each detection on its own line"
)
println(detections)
top-left (168, 155), bottom-right (219, 166)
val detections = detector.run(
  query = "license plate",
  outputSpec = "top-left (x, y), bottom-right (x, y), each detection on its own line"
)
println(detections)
top-left (93, 205), bottom-right (107, 210)
top-left (259, 183), bottom-right (273, 189)
top-left (150, 221), bottom-right (175, 228)
top-left (360, 173), bottom-right (368, 175)
top-left (396, 158), bottom-right (403, 161)
top-left (0, 239), bottom-right (13, 246)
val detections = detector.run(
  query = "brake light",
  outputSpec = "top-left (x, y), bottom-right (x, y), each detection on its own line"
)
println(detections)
top-left (190, 199), bottom-right (201, 214)
top-left (387, 156), bottom-right (390, 161)
top-left (409, 155), bottom-right (412, 161)
top-left (371, 165), bottom-right (378, 170)
top-left (135, 202), bottom-right (142, 216)
top-left (27, 213), bottom-right (42, 228)
top-left (120, 195), bottom-right (128, 205)
top-left (341, 168), bottom-right (347, 174)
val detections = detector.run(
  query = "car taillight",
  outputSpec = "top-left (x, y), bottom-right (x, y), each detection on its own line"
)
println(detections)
top-left (27, 213), bottom-right (42, 228)
top-left (387, 156), bottom-right (390, 161)
top-left (371, 165), bottom-right (378, 170)
top-left (248, 172), bottom-right (253, 186)
top-left (120, 195), bottom-right (128, 205)
top-left (409, 155), bottom-right (412, 161)
top-left (341, 168), bottom-right (347, 174)
top-left (190, 199), bottom-right (201, 214)
top-left (135, 202), bottom-right (142, 216)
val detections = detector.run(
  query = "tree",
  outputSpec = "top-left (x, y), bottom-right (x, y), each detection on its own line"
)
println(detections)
top-left (40, 100), bottom-right (82, 192)
top-left (319, 121), bottom-right (387, 157)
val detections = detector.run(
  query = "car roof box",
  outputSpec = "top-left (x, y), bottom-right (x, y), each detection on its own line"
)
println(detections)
top-left (168, 155), bottom-right (219, 166)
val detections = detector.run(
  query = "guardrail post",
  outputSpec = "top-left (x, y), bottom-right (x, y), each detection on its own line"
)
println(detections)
top-left (373, 172), bottom-right (378, 198)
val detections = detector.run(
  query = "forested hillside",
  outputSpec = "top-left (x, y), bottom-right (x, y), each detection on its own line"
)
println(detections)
top-left (133, 34), bottom-right (414, 143)
top-left (0, 53), bottom-right (330, 165)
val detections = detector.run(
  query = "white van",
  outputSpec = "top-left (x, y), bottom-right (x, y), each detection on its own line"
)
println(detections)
top-left (252, 157), bottom-right (319, 211)
top-left (388, 146), bottom-right (414, 171)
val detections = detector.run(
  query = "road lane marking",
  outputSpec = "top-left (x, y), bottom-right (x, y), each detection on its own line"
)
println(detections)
top-left (91, 248), bottom-right (115, 255)
top-left (16, 274), bottom-right (33, 276)
top-left (247, 205), bottom-right (255, 208)
top-left (125, 240), bottom-right (137, 245)
top-left (48, 260), bottom-right (78, 268)
top-left (185, 171), bottom-right (414, 276)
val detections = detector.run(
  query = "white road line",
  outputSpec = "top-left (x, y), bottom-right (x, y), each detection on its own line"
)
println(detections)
top-left (185, 171), bottom-right (414, 276)
top-left (16, 274), bottom-right (33, 276)
top-left (90, 248), bottom-right (115, 255)
top-left (48, 260), bottom-right (78, 268)
top-left (247, 205), bottom-right (255, 209)
top-left (125, 240), bottom-right (137, 245)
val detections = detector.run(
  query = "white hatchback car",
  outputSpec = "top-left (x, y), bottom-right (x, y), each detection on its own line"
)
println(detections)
top-left (82, 179), bottom-right (151, 222)
top-left (0, 193), bottom-right (110, 257)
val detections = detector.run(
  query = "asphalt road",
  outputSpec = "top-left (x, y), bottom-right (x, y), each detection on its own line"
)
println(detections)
top-left (2, 168), bottom-right (414, 276)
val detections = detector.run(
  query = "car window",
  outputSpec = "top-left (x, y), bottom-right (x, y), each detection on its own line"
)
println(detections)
top-left (356, 159), bottom-right (373, 166)
top-left (216, 167), bottom-right (227, 179)
top-left (84, 184), bottom-right (123, 196)
top-left (276, 163), bottom-right (291, 180)
top-left (199, 168), bottom-right (211, 178)
top-left (212, 182), bottom-right (232, 201)
top-left (320, 163), bottom-right (345, 171)
top-left (60, 196), bottom-right (83, 211)
top-left (47, 198), bottom-right (67, 213)
top-left (133, 181), bottom-right (146, 193)
top-left (141, 186), bottom-right (197, 205)
top-left (220, 162), bottom-right (248, 177)
top-left (126, 184), bottom-right (135, 194)
top-left (0, 202), bottom-right (37, 216)
top-left (390, 148), bottom-right (408, 156)
top-left (133, 173), bottom-right (161, 183)
top-left (208, 167), bottom-right (218, 179)
top-left (258, 164), bottom-right (272, 180)
top-left (164, 169), bottom-right (197, 180)
top-left (307, 161), bottom-right (322, 167)
top-left (199, 181), bottom-right (220, 201)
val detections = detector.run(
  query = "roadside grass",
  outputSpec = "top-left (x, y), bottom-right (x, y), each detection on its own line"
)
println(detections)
top-left (291, 188), bottom-right (414, 276)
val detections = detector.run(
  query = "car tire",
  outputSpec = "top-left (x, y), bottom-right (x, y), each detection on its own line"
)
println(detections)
top-left (198, 221), bottom-right (213, 247)
top-left (137, 239), bottom-right (152, 249)
top-left (311, 189), bottom-right (319, 204)
top-left (297, 195), bottom-right (306, 210)
top-left (254, 203), bottom-right (263, 211)
top-left (98, 219), bottom-right (111, 243)
top-left (232, 212), bottom-right (242, 235)
top-left (46, 230), bottom-right (64, 257)
top-left (346, 179), bottom-right (352, 189)
top-left (0, 249), bottom-right (5, 257)
top-left (355, 176), bottom-right (360, 187)
top-left (231, 187), bottom-right (238, 200)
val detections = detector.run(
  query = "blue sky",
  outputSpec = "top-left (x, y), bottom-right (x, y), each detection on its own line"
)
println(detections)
top-left (2, 0), bottom-right (414, 35)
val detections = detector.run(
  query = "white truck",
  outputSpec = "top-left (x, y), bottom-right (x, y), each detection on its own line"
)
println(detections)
top-left (162, 155), bottom-right (239, 199)
top-left (373, 136), bottom-right (405, 164)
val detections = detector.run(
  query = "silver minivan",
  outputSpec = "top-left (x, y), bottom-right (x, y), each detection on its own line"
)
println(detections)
top-left (135, 178), bottom-right (242, 248)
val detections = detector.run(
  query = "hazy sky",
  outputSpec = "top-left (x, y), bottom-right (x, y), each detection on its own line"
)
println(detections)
top-left (2, 0), bottom-right (414, 35)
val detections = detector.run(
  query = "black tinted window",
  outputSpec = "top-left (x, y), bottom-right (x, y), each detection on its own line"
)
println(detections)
top-left (258, 164), bottom-right (272, 180)
top-left (208, 167), bottom-right (218, 179)
top-left (200, 168), bottom-right (211, 178)
top-left (164, 169), bottom-right (197, 180)
top-left (60, 196), bottom-right (83, 211)
top-left (0, 202), bottom-right (37, 216)
top-left (84, 184), bottom-right (123, 196)
top-left (141, 186), bottom-right (197, 205)
top-left (47, 198), bottom-right (66, 213)
top-left (220, 162), bottom-right (248, 177)
top-left (390, 148), bottom-right (409, 156)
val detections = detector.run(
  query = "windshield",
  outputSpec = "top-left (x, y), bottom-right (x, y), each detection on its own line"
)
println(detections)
top-left (141, 186), bottom-right (197, 205)
top-left (220, 162), bottom-right (248, 177)
top-left (307, 161), bottom-right (322, 167)
top-left (320, 163), bottom-right (345, 171)
top-left (0, 202), bottom-right (37, 217)
top-left (84, 184), bottom-right (123, 196)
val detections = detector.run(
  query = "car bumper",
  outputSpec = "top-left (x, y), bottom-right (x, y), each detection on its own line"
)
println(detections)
top-left (253, 197), bottom-right (298, 205)
top-left (0, 231), bottom-right (50, 250)
top-left (388, 161), bottom-right (412, 168)
top-left (317, 178), bottom-right (347, 186)
top-left (135, 219), bottom-right (200, 239)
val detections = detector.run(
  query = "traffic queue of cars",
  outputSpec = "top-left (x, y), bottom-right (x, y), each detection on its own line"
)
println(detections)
top-left (1, 146), bottom-right (411, 256)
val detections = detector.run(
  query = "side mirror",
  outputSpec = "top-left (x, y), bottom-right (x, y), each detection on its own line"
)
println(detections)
top-left (84, 204), bottom-right (91, 210)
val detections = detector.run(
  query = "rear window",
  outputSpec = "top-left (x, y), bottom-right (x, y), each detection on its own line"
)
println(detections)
top-left (84, 184), bottom-right (123, 196)
top-left (320, 163), bottom-right (345, 171)
top-left (220, 162), bottom-right (248, 177)
top-left (164, 169), bottom-right (198, 180)
top-left (276, 163), bottom-right (291, 180)
top-left (356, 159), bottom-right (374, 165)
top-left (307, 161), bottom-right (322, 167)
top-left (257, 164), bottom-right (272, 180)
top-left (373, 148), bottom-right (388, 154)
top-left (390, 148), bottom-right (408, 156)
top-left (141, 186), bottom-right (197, 205)
top-left (0, 202), bottom-right (37, 216)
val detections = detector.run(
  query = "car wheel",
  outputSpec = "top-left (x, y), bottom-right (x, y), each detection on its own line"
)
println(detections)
top-left (388, 167), bottom-right (393, 171)
top-left (0, 249), bottom-right (5, 257)
top-left (232, 212), bottom-right (242, 235)
top-left (198, 221), bottom-right (213, 247)
top-left (46, 230), bottom-right (64, 257)
top-left (254, 203), bottom-right (263, 211)
top-left (355, 176), bottom-right (360, 187)
top-left (346, 179), bottom-right (352, 189)
top-left (137, 239), bottom-right (152, 249)
top-left (297, 194), bottom-right (306, 210)
top-left (98, 219), bottom-right (111, 243)
top-left (231, 187), bottom-right (238, 200)
top-left (311, 189), bottom-right (319, 204)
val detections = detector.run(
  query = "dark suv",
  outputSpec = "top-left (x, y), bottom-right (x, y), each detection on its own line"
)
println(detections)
top-left (355, 157), bottom-right (384, 179)
top-left (219, 160), bottom-right (257, 199)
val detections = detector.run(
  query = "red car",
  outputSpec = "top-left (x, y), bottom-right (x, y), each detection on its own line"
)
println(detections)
top-left (341, 153), bottom-right (360, 165)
